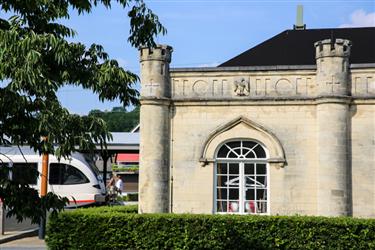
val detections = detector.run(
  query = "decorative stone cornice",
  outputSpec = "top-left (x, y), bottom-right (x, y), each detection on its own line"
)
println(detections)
top-left (315, 95), bottom-right (352, 105)
top-left (169, 96), bottom-right (375, 106)
top-left (140, 97), bottom-right (171, 106)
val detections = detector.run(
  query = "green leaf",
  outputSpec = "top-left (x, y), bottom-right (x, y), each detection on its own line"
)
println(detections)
top-left (0, 0), bottom-right (164, 223)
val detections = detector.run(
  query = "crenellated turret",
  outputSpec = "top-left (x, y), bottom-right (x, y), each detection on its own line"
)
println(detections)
top-left (139, 45), bottom-right (173, 214)
top-left (140, 45), bottom-right (173, 98)
top-left (315, 38), bottom-right (352, 216)
top-left (314, 39), bottom-right (351, 96)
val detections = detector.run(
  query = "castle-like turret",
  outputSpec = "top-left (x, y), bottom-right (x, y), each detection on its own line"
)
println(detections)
top-left (140, 45), bottom-right (172, 98)
top-left (315, 39), bottom-right (351, 216)
top-left (315, 39), bottom-right (351, 96)
top-left (139, 45), bottom-right (173, 213)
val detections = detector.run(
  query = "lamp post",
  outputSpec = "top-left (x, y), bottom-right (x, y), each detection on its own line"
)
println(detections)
top-left (38, 137), bottom-right (49, 239)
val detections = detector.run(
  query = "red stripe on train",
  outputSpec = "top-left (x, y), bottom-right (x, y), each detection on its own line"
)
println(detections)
top-left (68, 200), bottom-right (96, 203)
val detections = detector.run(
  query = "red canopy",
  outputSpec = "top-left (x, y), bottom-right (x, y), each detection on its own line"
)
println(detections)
top-left (117, 153), bottom-right (139, 163)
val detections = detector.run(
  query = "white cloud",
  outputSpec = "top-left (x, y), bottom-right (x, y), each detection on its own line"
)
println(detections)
top-left (339, 9), bottom-right (375, 28)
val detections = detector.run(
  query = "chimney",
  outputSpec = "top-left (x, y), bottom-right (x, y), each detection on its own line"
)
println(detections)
top-left (294, 5), bottom-right (306, 30)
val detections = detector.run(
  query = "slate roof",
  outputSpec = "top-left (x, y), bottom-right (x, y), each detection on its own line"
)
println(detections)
top-left (219, 27), bottom-right (375, 67)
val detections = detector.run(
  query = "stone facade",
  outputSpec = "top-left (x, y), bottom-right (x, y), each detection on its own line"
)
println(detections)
top-left (139, 40), bottom-right (375, 217)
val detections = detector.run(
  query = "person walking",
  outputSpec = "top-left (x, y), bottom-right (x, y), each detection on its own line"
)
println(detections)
top-left (115, 174), bottom-right (124, 194)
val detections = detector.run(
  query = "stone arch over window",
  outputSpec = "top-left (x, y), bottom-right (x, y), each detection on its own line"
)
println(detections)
top-left (199, 116), bottom-right (286, 168)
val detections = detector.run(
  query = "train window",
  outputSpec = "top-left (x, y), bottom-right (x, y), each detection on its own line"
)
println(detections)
top-left (49, 163), bottom-right (89, 185)
top-left (12, 163), bottom-right (38, 185)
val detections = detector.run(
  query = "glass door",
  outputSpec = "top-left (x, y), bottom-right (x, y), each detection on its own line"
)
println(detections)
top-left (216, 162), bottom-right (268, 214)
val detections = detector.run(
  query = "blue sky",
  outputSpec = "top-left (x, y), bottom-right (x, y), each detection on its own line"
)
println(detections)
top-left (50, 1), bottom-right (375, 114)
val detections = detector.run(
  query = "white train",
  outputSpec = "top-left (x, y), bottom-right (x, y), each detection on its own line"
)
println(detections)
top-left (0, 146), bottom-right (106, 207)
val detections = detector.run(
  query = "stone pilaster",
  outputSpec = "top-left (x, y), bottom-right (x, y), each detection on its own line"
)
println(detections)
top-left (139, 45), bottom-right (173, 213)
top-left (315, 39), bottom-right (352, 216)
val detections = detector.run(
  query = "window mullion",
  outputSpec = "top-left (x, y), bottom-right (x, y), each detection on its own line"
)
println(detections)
top-left (239, 162), bottom-right (244, 214)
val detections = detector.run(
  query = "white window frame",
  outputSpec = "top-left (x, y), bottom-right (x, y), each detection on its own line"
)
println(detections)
top-left (214, 140), bottom-right (270, 215)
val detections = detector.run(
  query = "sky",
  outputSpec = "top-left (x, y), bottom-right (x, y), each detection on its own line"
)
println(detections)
top-left (16, 1), bottom-right (375, 114)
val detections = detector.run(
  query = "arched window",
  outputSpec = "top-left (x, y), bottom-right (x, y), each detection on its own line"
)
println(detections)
top-left (215, 140), bottom-right (269, 214)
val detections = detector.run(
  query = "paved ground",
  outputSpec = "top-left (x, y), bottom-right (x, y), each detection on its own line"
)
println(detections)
top-left (4, 214), bottom-right (37, 232)
top-left (0, 209), bottom-right (40, 247)
top-left (0, 236), bottom-right (46, 250)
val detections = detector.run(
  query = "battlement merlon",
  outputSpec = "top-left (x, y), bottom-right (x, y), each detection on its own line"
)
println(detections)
top-left (140, 45), bottom-right (173, 63)
top-left (314, 39), bottom-right (352, 59)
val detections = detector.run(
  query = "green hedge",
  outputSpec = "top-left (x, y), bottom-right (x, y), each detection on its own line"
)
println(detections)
top-left (72, 205), bottom-right (138, 214)
top-left (112, 164), bottom-right (139, 172)
top-left (47, 208), bottom-right (375, 249)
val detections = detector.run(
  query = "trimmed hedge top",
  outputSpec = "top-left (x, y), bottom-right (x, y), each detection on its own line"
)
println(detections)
top-left (47, 206), bottom-right (375, 250)
top-left (69, 204), bottom-right (138, 214)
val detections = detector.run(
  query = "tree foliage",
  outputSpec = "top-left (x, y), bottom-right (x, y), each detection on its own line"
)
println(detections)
top-left (0, 0), bottom-right (165, 222)
top-left (89, 106), bottom-right (139, 132)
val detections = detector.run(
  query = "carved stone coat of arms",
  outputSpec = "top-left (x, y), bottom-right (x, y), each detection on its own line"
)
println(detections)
top-left (233, 78), bottom-right (250, 96)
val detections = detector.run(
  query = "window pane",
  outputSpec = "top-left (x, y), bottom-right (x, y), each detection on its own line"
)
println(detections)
top-left (228, 163), bottom-right (239, 175)
top-left (256, 189), bottom-right (267, 201)
top-left (244, 164), bottom-right (254, 175)
top-left (228, 201), bottom-right (239, 213)
top-left (217, 146), bottom-right (229, 158)
top-left (216, 200), bottom-right (227, 212)
top-left (217, 163), bottom-right (227, 174)
top-left (245, 201), bottom-right (256, 213)
top-left (228, 188), bottom-right (239, 200)
top-left (49, 163), bottom-right (89, 185)
top-left (234, 148), bottom-right (241, 156)
top-left (228, 152), bottom-right (238, 158)
top-left (228, 175), bottom-right (239, 187)
top-left (49, 164), bottom-right (61, 184)
top-left (13, 163), bottom-right (38, 185)
top-left (217, 188), bottom-right (227, 200)
top-left (246, 188), bottom-right (255, 200)
top-left (226, 141), bottom-right (240, 149)
top-left (256, 164), bottom-right (267, 175)
top-left (245, 175), bottom-right (255, 187)
top-left (256, 176), bottom-right (267, 187)
top-left (257, 202), bottom-right (267, 213)
top-left (242, 148), bottom-right (250, 156)
top-left (62, 165), bottom-right (89, 185)
top-left (243, 141), bottom-right (257, 149)
top-left (217, 175), bottom-right (227, 187)
top-left (253, 144), bottom-right (266, 158)
top-left (245, 151), bottom-right (256, 159)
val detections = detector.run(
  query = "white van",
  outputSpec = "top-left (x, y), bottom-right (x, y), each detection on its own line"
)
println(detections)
top-left (0, 146), bottom-right (106, 207)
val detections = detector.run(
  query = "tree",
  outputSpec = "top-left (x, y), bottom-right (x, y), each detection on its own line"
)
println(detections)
top-left (88, 106), bottom-right (140, 132)
top-left (0, 0), bottom-right (165, 223)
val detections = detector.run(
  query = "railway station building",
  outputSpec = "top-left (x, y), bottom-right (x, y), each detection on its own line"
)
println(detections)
top-left (138, 27), bottom-right (375, 217)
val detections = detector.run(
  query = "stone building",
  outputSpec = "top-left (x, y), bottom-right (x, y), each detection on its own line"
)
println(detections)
top-left (139, 27), bottom-right (375, 217)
